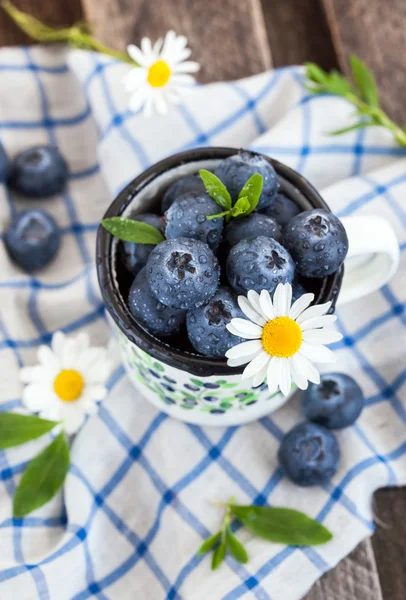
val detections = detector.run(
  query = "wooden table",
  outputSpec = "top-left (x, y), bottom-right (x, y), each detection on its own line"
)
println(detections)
top-left (1, 1), bottom-right (405, 598)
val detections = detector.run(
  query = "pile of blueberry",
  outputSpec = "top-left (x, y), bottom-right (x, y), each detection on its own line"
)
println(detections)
top-left (120, 150), bottom-right (349, 357)
top-left (278, 372), bottom-right (365, 486)
top-left (1, 143), bottom-right (68, 272)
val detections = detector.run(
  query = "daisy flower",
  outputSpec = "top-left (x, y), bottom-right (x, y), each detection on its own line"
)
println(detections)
top-left (225, 283), bottom-right (342, 396)
top-left (20, 331), bottom-right (111, 434)
top-left (123, 30), bottom-right (200, 117)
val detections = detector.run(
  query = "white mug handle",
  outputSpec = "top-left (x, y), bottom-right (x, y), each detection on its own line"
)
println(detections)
top-left (337, 216), bottom-right (399, 305)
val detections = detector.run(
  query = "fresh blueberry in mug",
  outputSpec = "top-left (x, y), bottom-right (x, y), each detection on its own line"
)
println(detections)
top-left (8, 145), bottom-right (68, 197)
top-left (226, 236), bottom-right (295, 295)
top-left (0, 141), bottom-right (9, 183)
top-left (128, 267), bottom-right (186, 338)
top-left (119, 213), bottom-right (165, 276)
top-left (5, 209), bottom-right (61, 272)
top-left (301, 373), bottom-right (365, 429)
top-left (292, 280), bottom-right (308, 303)
top-left (214, 150), bottom-right (280, 210)
top-left (284, 209), bottom-right (348, 278)
top-left (165, 192), bottom-right (224, 252)
top-left (278, 421), bottom-right (340, 486)
top-left (161, 174), bottom-right (206, 213)
top-left (261, 192), bottom-right (301, 228)
top-left (223, 213), bottom-right (282, 249)
top-left (186, 286), bottom-right (244, 356)
top-left (146, 237), bottom-right (220, 310)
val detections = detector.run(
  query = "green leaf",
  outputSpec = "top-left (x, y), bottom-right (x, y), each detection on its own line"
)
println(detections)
top-left (206, 210), bottom-right (230, 221)
top-left (226, 528), bottom-right (249, 563)
top-left (305, 63), bottom-right (329, 85)
top-left (350, 55), bottom-right (379, 107)
top-left (329, 121), bottom-right (372, 136)
top-left (230, 505), bottom-right (333, 546)
top-left (230, 197), bottom-right (250, 218)
top-left (238, 173), bottom-right (263, 214)
top-left (101, 217), bottom-right (164, 245)
top-left (198, 531), bottom-right (221, 556)
top-left (13, 432), bottom-right (70, 518)
top-left (211, 540), bottom-right (227, 570)
top-left (199, 170), bottom-right (232, 211)
top-left (0, 413), bottom-right (58, 449)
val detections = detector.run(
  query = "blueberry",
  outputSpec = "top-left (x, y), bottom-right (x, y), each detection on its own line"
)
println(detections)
top-left (8, 146), bottom-right (68, 198)
top-left (278, 422), bottom-right (340, 486)
top-left (128, 267), bottom-right (186, 338)
top-left (186, 286), bottom-right (244, 357)
top-left (215, 151), bottom-right (279, 210)
top-left (146, 237), bottom-right (220, 310)
top-left (227, 236), bottom-right (295, 295)
top-left (0, 141), bottom-right (9, 183)
top-left (301, 373), bottom-right (365, 429)
top-left (261, 192), bottom-right (301, 228)
top-left (223, 213), bottom-right (282, 249)
top-left (292, 280), bottom-right (308, 303)
top-left (119, 213), bottom-right (164, 276)
top-left (165, 192), bottom-right (223, 252)
top-left (161, 174), bottom-right (206, 213)
top-left (5, 209), bottom-right (60, 272)
top-left (284, 209), bottom-right (348, 278)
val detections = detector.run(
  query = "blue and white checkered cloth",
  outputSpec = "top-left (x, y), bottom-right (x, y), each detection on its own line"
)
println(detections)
top-left (0, 45), bottom-right (405, 600)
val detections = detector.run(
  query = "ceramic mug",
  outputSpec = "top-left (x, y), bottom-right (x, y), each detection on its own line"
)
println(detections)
top-left (97, 148), bottom-right (399, 426)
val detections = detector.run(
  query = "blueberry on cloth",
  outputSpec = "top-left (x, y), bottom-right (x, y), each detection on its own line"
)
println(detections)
top-left (278, 421), bottom-right (340, 486)
top-left (0, 141), bottom-right (9, 183)
top-left (146, 237), bottom-right (220, 310)
top-left (186, 286), bottom-right (244, 356)
top-left (5, 209), bottom-right (61, 272)
top-left (165, 192), bottom-right (224, 252)
top-left (261, 192), bottom-right (301, 228)
top-left (8, 145), bottom-right (68, 198)
top-left (301, 373), bottom-right (365, 429)
top-left (161, 174), bottom-right (206, 213)
top-left (284, 209), bottom-right (348, 278)
top-left (128, 267), bottom-right (186, 338)
top-left (226, 236), bottom-right (295, 295)
top-left (223, 213), bottom-right (282, 249)
top-left (119, 213), bottom-right (165, 276)
top-left (214, 150), bottom-right (279, 210)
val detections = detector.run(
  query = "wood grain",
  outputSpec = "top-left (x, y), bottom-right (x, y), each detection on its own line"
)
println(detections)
top-left (0, 0), bottom-right (82, 45)
top-left (81, 0), bottom-right (272, 82)
top-left (322, 0), bottom-right (406, 121)
top-left (261, 0), bottom-right (339, 70)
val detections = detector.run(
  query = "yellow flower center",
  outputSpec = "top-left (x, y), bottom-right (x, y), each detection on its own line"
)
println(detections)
top-left (147, 60), bottom-right (171, 87)
top-left (261, 317), bottom-right (302, 358)
top-left (54, 369), bottom-right (84, 402)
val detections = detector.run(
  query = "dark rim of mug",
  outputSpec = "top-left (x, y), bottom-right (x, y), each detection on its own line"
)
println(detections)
top-left (97, 147), bottom-right (343, 376)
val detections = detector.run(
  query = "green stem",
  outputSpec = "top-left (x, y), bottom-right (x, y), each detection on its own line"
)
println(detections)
top-left (345, 93), bottom-right (406, 146)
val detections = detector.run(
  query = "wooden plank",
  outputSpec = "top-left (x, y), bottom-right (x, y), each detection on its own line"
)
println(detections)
top-left (371, 488), bottom-right (406, 600)
top-left (321, 0), bottom-right (406, 122)
top-left (261, 0), bottom-right (339, 70)
top-left (81, 0), bottom-right (272, 82)
top-left (0, 0), bottom-right (83, 46)
top-left (305, 540), bottom-right (383, 600)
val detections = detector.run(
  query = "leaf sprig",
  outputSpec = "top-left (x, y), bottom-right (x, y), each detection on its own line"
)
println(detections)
top-left (0, 413), bottom-right (69, 517)
top-left (101, 217), bottom-right (165, 245)
top-left (198, 499), bottom-right (332, 570)
top-left (305, 56), bottom-right (406, 146)
top-left (199, 170), bottom-right (263, 222)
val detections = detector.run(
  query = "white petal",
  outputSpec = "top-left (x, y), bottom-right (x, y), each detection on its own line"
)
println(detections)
top-left (22, 384), bottom-right (51, 412)
top-left (227, 352), bottom-right (262, 367)
top-left (170, 73), bottom-right (195, 86)
top-left (266, 357), bottom-right (281, 395)
top-left (143, 98), bottom-right (154, 118)
top-left (300, 342), bottom-right (336, 363)
top-left (37, 346), bottom-right (59, 373)
top-left (296, 301), bottom-right (332, 325)
top-left (85, 384), bottom-right (107, 401)
top-left (172, 61), bottom-right (200, 73)
top-left (226, 339), bottom-right (262, 359)
top-left (141, 37), bottom-right (154, 60)
top-left (20, 365), bottom-right (48, 384)
top-left (226, 319), bottom-right (262, 339)
top-left (51, 331), bottom-right (66, 358)
top-left (171, 48), bottom-right (192, 64)
top-left (272, 283), bottom-right (288, 317)
top-left (289, 355), bottom-right (308, 390)
top-left (252, 364), bottom-right (268, 388)
top-left (85, 360), bottom-right (112, 384)
top-left (259, 290), bottom-right (276, 320)
top-left (127, 44), bottom-right (150, 67)
top-left (302, 328), bottom-right (342, 345)
top-left (295, 353), bottom-right (320, 384)
top-left (238, 296), bottom-right (266, 326)
top-left (129, 90), bottom-right (147, 112)
top-left (279, 359), bottom-right (292, 396)
top-left (154, 93), bottom-right (169, 115)
top-left (161, 30), bottom-right (176, 56)
top-left (242, 351), bottom-right (270, 380)
top-left (62, 411), bottom-right (86, 435)
top-left (74, 332), bottom-right (90, 354)
top-left (123, 67), bottom-right (147, 91)
top-left (289, 293), bottom-right (315, 321)
top-left (300, 314), bottom-right (337, 331)
top-left (61, 339), bottom-right (77, 369)
top-left (247, 290), bottom-right (262, 314)
top-left (153, 37), bottom-right (164, 56)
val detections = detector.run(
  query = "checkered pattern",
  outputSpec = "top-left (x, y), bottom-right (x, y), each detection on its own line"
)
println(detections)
top-left (0, 46), bottom-right (405, 600)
